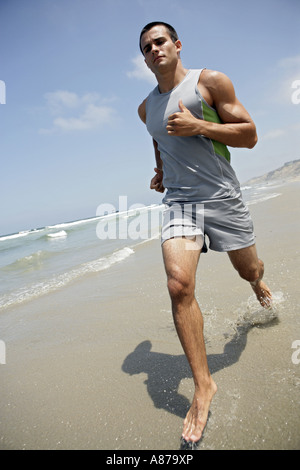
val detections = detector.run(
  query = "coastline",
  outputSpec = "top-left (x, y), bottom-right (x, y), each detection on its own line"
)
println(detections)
top-left (0, 180), bottom-right (299, 450)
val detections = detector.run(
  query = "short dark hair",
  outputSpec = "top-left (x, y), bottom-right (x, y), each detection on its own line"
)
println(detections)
top-left (139, 22), bottom-right (179, 54)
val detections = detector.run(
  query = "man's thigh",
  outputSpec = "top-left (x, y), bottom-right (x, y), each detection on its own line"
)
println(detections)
top-left (162, 236), bottom-right (202, 283)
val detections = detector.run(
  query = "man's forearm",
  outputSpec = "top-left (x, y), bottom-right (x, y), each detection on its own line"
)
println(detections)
top-left (167, 100), bottom-right (258, 149)
top-left (197, 119), bottom-right (258, 149)
top-left (153, 139), bottom-right (163, 169)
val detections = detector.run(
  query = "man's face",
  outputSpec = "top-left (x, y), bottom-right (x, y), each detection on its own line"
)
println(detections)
top-left (141, 25), bottom-right (182, 74)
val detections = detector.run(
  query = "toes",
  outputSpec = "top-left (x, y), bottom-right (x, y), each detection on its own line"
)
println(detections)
top-left (252, 282), bottom-right (273, 308)
top-left (182, 417), bottom-right (204, 442)
top-left (180, 437), bottom-right (199, 450)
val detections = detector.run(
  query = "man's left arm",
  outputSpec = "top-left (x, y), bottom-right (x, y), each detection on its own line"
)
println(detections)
top-left (166, 70), bottom-right (257, 149)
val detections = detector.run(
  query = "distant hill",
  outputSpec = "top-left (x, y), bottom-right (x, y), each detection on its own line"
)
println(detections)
top-left (244, 159), bottom-right (300, 186)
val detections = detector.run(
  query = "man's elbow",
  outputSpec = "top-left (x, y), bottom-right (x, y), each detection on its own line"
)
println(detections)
top-left (247, 133), bottom-right (258, 149)
top-left (246, 124), bottom-right (258, 149)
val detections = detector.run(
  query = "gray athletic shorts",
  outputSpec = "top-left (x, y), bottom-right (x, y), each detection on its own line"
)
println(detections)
top-left (161, 196), bottom-right (255, 252)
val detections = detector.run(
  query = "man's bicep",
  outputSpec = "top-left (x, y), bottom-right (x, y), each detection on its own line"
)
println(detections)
top-left (210, 72), bottom-right (253, 124)
top-left (217, 97), bottom-right (254, 125)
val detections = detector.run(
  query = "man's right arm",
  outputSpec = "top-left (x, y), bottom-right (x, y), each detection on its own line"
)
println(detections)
top-left (151, 139), bottom-right (164, 193)
top-left (138, 99), bottom-right (165, 193)
top-left (138, 99), bottom-right (147, 124)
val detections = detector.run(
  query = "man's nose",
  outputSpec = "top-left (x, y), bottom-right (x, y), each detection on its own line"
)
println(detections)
top-left (151, 43), bottom-right (159, 54)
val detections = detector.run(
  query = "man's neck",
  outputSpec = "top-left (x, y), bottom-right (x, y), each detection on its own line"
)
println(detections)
top-left (155, 62), bottom-right (188, 94)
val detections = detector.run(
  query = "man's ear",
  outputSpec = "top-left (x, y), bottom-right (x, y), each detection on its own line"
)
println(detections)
top-left (175, 39), bottom-right (182, 54)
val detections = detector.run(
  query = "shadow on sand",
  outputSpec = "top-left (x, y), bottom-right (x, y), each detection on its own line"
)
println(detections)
top-left (122, 318), bottom-right (278, 420)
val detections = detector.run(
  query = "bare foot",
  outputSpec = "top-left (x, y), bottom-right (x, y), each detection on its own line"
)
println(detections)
top-left (182, 379), bottom-right (217, 443)
top-left (251, 280), bottom-right (272, 308)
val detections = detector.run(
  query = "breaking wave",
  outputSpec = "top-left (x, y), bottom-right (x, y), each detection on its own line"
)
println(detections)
top-left (0, 246), bottom-right (134, 310)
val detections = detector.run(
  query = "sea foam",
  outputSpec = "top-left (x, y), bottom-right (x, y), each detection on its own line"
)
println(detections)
top-left (0, 246), bottom-right (135, 310)
top-left (47, 230), bottom-right (68, 239)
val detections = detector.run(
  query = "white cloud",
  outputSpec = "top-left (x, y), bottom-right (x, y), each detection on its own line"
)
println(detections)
top-left (40, 91), bottom-right (116, 133)
top-left (260, 122), bottom-right (300, 142)
top-left (261, 128), bottom-right (286, 141)
top-left (278, 55), bottom-right (300, 69)
top-left (53, 104), bottom-right (115, 132)
top-left (44, 90), bottom-right (80, 114)
top-left (127, 55), bottom-right (157, 85)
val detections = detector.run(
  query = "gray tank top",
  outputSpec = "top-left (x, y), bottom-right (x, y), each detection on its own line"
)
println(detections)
top-left (145, 69), bottom-right (241, 203)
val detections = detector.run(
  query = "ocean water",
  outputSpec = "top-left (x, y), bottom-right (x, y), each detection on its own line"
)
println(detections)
top-left (0, 184), bottom-right (282, 311)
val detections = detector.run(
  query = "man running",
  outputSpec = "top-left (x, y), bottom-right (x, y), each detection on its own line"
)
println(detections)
top-left (138, 21), bottom-right (272, 446)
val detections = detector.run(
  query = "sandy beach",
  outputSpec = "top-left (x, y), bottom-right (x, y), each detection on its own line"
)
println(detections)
top-left (0, 181), bottom-right (300, 450)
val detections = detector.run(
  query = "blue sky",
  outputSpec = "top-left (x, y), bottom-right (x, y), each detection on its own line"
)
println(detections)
top-left (0, 0), bottom-right (299, 235)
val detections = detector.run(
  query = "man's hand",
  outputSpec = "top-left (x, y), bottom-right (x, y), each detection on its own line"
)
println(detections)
top-left (150, 167), bottom-right (165, 193)
top-left (166, 100), bottom-right (201, 136)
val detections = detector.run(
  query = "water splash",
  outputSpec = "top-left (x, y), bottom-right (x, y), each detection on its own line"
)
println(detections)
top-left (236, 291), bottom-right (285, 330)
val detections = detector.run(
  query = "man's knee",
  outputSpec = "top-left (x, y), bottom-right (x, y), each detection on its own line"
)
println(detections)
top-left (237, 259), bottom-right (264, 283)
top-left (167, 270), bottom-right (194, 303)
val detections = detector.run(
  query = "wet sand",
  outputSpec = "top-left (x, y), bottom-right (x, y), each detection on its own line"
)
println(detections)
top-left (0, 181), bottom-right (299, 450)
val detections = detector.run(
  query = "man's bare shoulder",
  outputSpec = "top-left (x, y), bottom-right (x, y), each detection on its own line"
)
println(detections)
top-left (199, 69), bottom-right (236, 105)
top-left (138, 98), bottom-right (147, 124)
top-left (200, 69), bottom-right (232, 90)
